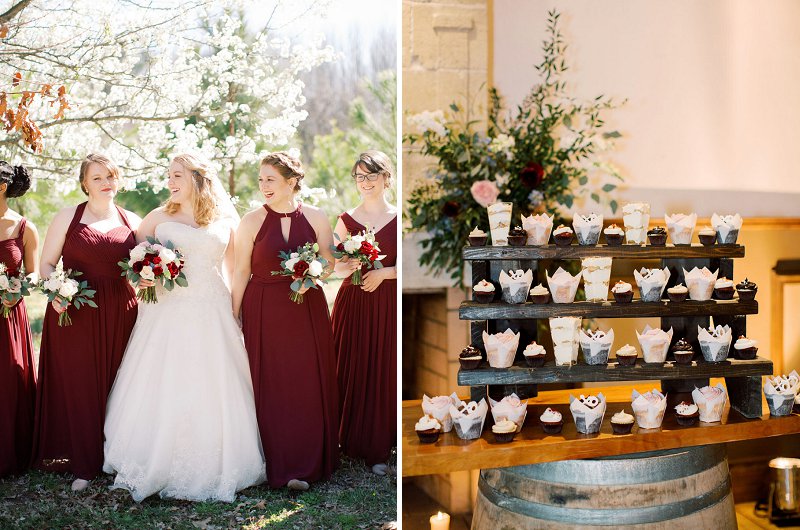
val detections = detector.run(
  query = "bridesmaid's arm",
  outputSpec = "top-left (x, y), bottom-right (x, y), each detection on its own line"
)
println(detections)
top-left (39, 206), bottom-right (74, 278)
top-left (231, 210), bottom-right (258, 318)
top-left (332, 216), bottom-right (360, 279)
top-left (22, 220), bottom-right (40, 280)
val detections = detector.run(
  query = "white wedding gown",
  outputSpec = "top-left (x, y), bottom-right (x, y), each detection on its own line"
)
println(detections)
top-left (103, 219), bottom-right (266, 502)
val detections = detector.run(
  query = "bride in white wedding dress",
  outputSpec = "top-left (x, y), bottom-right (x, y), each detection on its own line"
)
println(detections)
top-left (103, 154), bottom-right (266, 502)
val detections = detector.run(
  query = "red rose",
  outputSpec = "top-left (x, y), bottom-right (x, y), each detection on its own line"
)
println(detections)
top-left (132, 261), bottom-right (143, 273)
top-left (520, 162), bottom-right (544, 189)
top-left (336, 242), bottom-right (345, 251)
top-left (359, 241), bottom-right (374, 254)
top-left (153, 265), bottom-right (163, 276)
top-left (167, 263), bottom-right (178, 275)
top-left (146, 252), bottom-right (158, 261)
top-left (442, 201), bottom-right (460, 217)
top-left (152, 256), bottom-right (162, 264)
top-left (142, 259), bottom-right (150, 267)
top-left (293, 260), bottom-right (309, 278)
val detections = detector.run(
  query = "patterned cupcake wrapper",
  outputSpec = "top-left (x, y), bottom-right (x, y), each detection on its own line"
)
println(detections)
top-left (573, 413), bottom-right (603, 434)
top-left (575, 227), bottom-right (601, 246)
top-left (699, 342), bottom-right (730, 363)
top-left (581, 344), bottom-right (611, 365)
top-left (716, 229), bottom-right (739, 245)
top-left (502, 286), bottom-right (531, 304)
top-left (453, 419), bottom-right (485, 440)
top-left (765, 393), bottom-right (795, 417)
top-left (639, 285), bottom-right (665, 302)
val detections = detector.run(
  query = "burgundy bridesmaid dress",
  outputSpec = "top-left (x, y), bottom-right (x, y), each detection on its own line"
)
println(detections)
top-left (241, 204), bottom-right (339, 488)
top-left (331, 214), bottom-right (397, 466)
top-left (31, 202), bottom-right (138, 480)
top-left (0, 218), bottom-right (36, 477)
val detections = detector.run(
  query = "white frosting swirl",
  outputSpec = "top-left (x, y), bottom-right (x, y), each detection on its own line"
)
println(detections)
top-left (715, 278), bottom-right (734, 289)
top-left (524, 342), bottom-right (545, 356)
top-left (492, 419), bottom-right (517, 433)
top-left (667, 284), bottom-right (688, 294)
top-left (539, 407), bottom-right (562, 422)
top-left (611, 281), bottom-right (632, 293)
top-left (473, 280), bottom-right (495, 292)
top-left (604, 224), bottom-right (624, 235)
top-left (530, 284), bottom-right (549, 296)
top-left (675, 403), bottom-right (699, 415)
top-left (616, 344), bottom-right (637, 356)
top-left (553, 225), bottom-right (573, 236)
top-left (611, 410), bottom-right (634, 423)
top-left (734, 337), bottom-right (757, 349)
top-left (415, 415), bottom-right (441, 431)
top-left (469, 226), bottom-right (487, 237)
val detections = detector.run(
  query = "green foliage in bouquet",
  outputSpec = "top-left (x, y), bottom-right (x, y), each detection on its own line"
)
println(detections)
top-left (405, 10), bottom-right (625, 284)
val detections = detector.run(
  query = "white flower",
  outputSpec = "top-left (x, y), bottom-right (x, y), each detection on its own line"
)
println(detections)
top-left (158, 247), bottom-right (176, 263)
top-left (495, 172), bottom-right (511, 188)
top-left (139, 266), bottom-right (155, 281)
top-left (58, 279), bottom-right (79, 299)
top-left (43, 277), bottom-right (62, 292)
top-left (343, 239), bottom-right (361, 253)
top-left (489, 134), bottom-right (515, 160)
top-left (528, 190), bottom-right (544, 207)
top-left (308, 260), bottom-right (323, 277)
top-left (0, 276), bottom-right (8, 290)
top-left (408, 110), bottom-right (447, 137)
top-left (0, 263), bottom-right (6, 274)
top-left (285, 257), bottom-right (300, 270)
top-left (130, 245), bottom-right (147, 262)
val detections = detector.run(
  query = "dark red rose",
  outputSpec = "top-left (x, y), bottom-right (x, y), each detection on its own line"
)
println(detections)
top-left (152, 256), bottom-right (162, 264)
top-left (293, 260), bottom-right (310, 278)
top-left (442, 201), bottom-right (460, 217)
top-left (146, 252), bottom-right (158, 261)
top-left (520, 162), bottom-right (544, 189)
top-left (167, 263), bottom-right (178, 275)
top-left (153, 265), bottom-right (163, 276)
top-left (336, 242), bottom-right (345, 251)
top-left (132, 261), bottom-right (143, 273)
top-left (142, 259), bottom-right (150, 267)
top-left (359, 241), bottom-right (374, 254)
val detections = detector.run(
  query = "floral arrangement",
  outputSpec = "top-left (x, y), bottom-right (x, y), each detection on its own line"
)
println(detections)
top-left (405, 10), bottom-right (624, 283)
top-left (332, 229), bottom-right (384, 285)
top-left (0, 263), bottom-right (33, 318)
top-left (118, 238), bottom-right (187, 303)
top-left (39, 266), bottom-right (96, 326)
top-left (272, 242), bottom-right (328, 304)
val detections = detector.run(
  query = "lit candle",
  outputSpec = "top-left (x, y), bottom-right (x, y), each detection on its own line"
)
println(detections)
top-left (430, 511), bottom-right (450, 530)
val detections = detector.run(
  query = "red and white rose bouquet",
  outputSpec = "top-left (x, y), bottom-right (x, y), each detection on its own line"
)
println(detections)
top-left (331, 229), bottom-right (384, 286)
top-left (0, 263), bottom-right (33, 318)
top-left (118, 237), bottom-right (187, 303)
top-left (38, 265), bottom-right (96, 326)
top-left (272, 242), bottom-right (328, 304)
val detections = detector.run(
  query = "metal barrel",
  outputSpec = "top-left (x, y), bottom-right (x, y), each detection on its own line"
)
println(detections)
top-left (472, 444), bottom-right (737, 529)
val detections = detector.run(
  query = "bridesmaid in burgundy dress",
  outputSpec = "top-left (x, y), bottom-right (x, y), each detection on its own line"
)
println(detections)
top-left (0, 162), bottom-right (39, 478)
top-left (331, 151), bottom-right (397, 476)
top-left (31, 153), bottom-right (141, 491)
top-left (232, 151), bottom-right (339, 491)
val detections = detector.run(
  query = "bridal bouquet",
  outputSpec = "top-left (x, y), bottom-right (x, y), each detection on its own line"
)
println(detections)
top-left (272, 242), bottom-right (328, 304)
top-left (39, 266), bottom-right (96, 326)
top-left (0, 263), bottom-right (33, 317)
top-left (119, 237), bottom-right (187, 303)
top-left (332, 229), bottom-right (384, 285)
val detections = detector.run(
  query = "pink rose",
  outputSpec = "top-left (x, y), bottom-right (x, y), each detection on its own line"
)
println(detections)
top-left (430, 395), bottom-right (452, 409)
top-left (470, 179), bottom-right (500, 207)
top-left (502, 395), bottom-right (521, 408)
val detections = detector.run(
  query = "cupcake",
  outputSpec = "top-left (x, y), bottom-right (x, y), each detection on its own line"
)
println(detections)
top-left (570, 393), bottom-right (607, 434)
top-left (521, 213), bottom-right (553, 246)
top-left (684, 267), bottom-right (718, 301)
top-left (763, 372), bottom-right (799, 417)
top-left (492, 419), bottom-right (518, 443)
top-left (523, 341), bottom-right (547, 367)
top-left (615, 344), bottom-right (638, 366)
top-left (665, 213), bottom-right (697, 245)
top-left (529, 283), bottom-right (550, 304)
top-left (712, 213), bottom-right (743, 245)
top-left (692, 385), bottom-right (727, 423)
top-left (698, 325), bottom-right (732, 363)
top-left (698, 227), bottom-right (716, 246)
top-left (507, 226), bottom-right (527, 246)
top-left (674, 402), bottom-right (699, 426)
top-left (580, 328), bottom-right (614, 365)
top-left (468, 226), bottom-right (488, 246)
top-left (611, 410), bottom-right (635, 434)
top-left (500, 269), bottom-right (534, 304)
top-left (671, 338), bottom-right (694, 365)
top-left (631, 389), bottom-right (668, 429)
top-left (415, 415), bottom-right (442, 444)
top-left (473, 279), bottom-right (495, 303)
top-left (647, 226), bottom-right (667, 246)
top-left (573, 213), bottom-right (603, 246)
top-left (611, 281), bottom-right (634, 303)
top-left (459, 345), bottom-right (483, 370)
top-left (733, 336), bottom-right (758, 360)
top-left (552, 224), bottom-right (574, 247)
top-left (714, 277), bottom-right (735, 300)
top-left (603, 224), bottom-right (624, 246)
top-left (637, 325), bottom-right (673, 364)
top-left (539, 407), bottom-right (563, 434)
top-left (736, 278), bottom-right (757, 301)
top-left (667, 283), bottom-right (688, 303)
top-left (634, 267), bottom-right (670, 302)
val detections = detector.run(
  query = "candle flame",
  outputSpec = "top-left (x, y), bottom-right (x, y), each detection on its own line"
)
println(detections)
top-left (437, 512), bottom-right (444, 519)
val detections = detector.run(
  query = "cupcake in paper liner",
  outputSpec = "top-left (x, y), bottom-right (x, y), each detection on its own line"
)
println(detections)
top-left (580, 328), bottom-right (614, 365)
top-left (499, 269), bottom-right (534, 304)
top-left (631, 389), bottom-right (668, 429)
top-left (622, 202), bottom-right (650, 244)
top-left (582, 256), bottom-right (613, 302)
top-left (483, 328), bottom-right (520, 368)
top-left (546, 267), bottom-right (582, 304)
top-left (692, 384), bottom-right (727, 423)
top-left (489, 393), bottom-right (528, 432)
top-left (449, 399), bottom-right (489, 440)
top-left (422, 393), bottom-right (460, 432)
top-left (683, 267), bottom-right (718, 301)
top-left (665, 213), bottom-right (697, 245)
top-left (634, 267), bottom-right (670, 302)
top-left (521, 212), bottom-right (553, 246)
top-left (468, 226), bottom-right (488, 246)
top-left (415, 415), bottom-right (442, 444)
top-left (550, 316), bottom-right (581, 366)
top-left (488, 202), bottom-right (513, 246)
top-left (572, 213), bottom-right (603, 246)
top-left (636, 325), bottom-right (673, 363)
top-left (569, 393), bottom-right (607, 434)
top-left (611, 410), bottom-right (635, 434)
top-left (697, 324), bottom-right (732, 362)
top-left (698, 226), bottom-right (716, 246)
top-left (604, 223), bottom-right (625, 246)
top-left (764, 371), bottom-right (800, 417)
top-left (711, 213), bottom-right (743, 244)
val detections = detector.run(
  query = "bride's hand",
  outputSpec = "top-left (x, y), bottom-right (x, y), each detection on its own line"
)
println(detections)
top-left (137, 278), bottom-right (155, 288)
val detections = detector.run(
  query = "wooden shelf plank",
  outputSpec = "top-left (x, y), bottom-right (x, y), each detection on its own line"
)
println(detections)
top-left (463, 243), bottom-right (745, 260)
top-left (460, 299), bottom-right (758, 320)
top-left (402, 384), bottom-right (800, 477)
top-left (457, 357), bottom-right (773, 386)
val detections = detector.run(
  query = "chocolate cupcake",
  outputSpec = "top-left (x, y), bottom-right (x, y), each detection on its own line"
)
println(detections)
top-left (667, 283), bottom-right (688, 303)
top-left (507, 226), bottom-right (527, 246)
top-left (733, 336), bottom-right (758, 360)
top-left (714, 277), bottom-right (735, 300)
top-left (675, 402), bottom-right (699, 426)
top-left (736, 278), bottom-right (757, 301)
top-left (603, 223), bottom-right (625, 246)
top-left (671, 338), bottom-right (694, 365)
top-left (610, 410), bottom-right (634, 434)
top-left (552, 225), bottom-right (573, 247)
top-left (615, 344), bottom-right (638, 366)
top-left (473, 279), bottom-right (495, 303)
top-left (523, 342), bottom-right (546, 367)
top-left (539, 407), bottom-right (563, 434)
top-left (459, 345), bottom-right (483, 370)
top-left (529, 283), bottom-right (550, 304)
top-left (468, 226), bottom-right (488, 246)
top-left (647, 226), bottom-right (667, 246)
top-left (698, 227), bottom-right (716, 246)
top-left (492, 419), bottom-right (517, 443)
top-left (415, 415), bottom-right (442, 444)
top-left (611, 280), bottom-right (634, 303)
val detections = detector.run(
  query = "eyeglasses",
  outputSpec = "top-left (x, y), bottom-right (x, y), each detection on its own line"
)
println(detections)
top-left (353, 172), bottom-right (381, 182)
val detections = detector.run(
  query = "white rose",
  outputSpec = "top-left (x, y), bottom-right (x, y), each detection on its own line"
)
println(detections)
top-left (0, 263), bottom-right (6, 274)
top-left (139, 265), bottom-right (155, 281)
top-left (290, 252), bottom-right (299, 259)
top-left (343, 239), bottom-right (360, 253)
top-left (352, 234), bottom-right (365, 244)
top-left (58, 279), bottom-right (79, 299)
top-left (151, 244), bottom-right (164, 252)
top-left (284, 257), bottom-right (300, 270)
top-left (130, 245), bottom-right (147, 262)
top-left (308, 260), bottom-right (323, 277)
top-left (44, 277), bottom-right (62, 292)
top-left (158, 247), bottom-right (177, 263)
top-left (0, 276), bottom-right (9, 290)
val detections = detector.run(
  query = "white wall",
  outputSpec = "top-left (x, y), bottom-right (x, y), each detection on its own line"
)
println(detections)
top-left (493, 0), bottom-right (800, 215)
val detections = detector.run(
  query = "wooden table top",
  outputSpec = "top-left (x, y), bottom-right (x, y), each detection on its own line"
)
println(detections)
top-left (402, 383), bottom-right (800, 477)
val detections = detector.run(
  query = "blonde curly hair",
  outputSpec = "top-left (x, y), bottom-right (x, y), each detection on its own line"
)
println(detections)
top-left (164, 153), bottom-right (220, 226)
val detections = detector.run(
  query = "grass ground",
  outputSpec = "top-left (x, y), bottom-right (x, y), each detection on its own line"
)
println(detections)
top-left (0, 454), bottom-right (397, 529)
